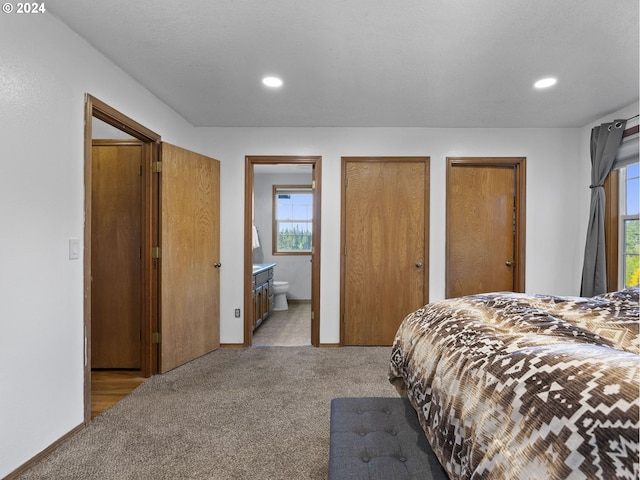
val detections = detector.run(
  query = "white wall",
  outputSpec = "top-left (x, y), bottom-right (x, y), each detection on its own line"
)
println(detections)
top-left (0, 14), bottom-right (203, 478)
top-left (201, 127), bottom-right (587, 345)
top-left (1, 10), bottom-right (636, 479)
top-left (254, 172), bottom-right (313, 300)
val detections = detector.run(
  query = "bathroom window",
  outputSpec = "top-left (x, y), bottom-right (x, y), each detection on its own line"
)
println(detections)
top-left (273, 185), bottom-right (313, 254)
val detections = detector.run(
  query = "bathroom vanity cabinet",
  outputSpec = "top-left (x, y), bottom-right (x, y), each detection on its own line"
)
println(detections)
top-left (252, 263), bottom-right (275, 330)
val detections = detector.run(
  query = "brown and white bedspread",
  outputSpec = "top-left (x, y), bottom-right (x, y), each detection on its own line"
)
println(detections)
top-left (389, 287), bottom-right (639, 479)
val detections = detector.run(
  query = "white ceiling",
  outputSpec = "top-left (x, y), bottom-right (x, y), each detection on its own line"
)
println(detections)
top-left (49, 0), bottom-right (638, 128)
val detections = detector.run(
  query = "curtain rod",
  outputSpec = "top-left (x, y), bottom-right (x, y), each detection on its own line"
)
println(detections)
top-left (626, 114), bottom-right (639, 121)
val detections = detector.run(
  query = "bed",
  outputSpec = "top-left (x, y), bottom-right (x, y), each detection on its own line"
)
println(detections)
top-left (388, 287), bottom-right (639, 479)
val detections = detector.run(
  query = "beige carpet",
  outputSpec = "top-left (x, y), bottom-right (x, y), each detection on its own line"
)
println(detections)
top-left (17, 346), bottom-right (398, 480)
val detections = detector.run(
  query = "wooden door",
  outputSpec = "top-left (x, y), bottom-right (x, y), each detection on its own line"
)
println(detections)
top-left (91, 140), bottom-right (142, 368)
top-left (159, 143), bottom-right (220, 373)
top-left (446, 158), bottom-right (526, 298)
top-left (342, 157), bottom-right (429, 346)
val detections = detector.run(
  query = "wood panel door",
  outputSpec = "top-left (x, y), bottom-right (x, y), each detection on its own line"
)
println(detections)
top-left (342, 157), bottom-right (429, 346)
top-left (446, 158), bottom-right (526, 298)
top-left (159, 143), bottom-right (220, 373)
top-left (91, 140), bottom-right (142, 368)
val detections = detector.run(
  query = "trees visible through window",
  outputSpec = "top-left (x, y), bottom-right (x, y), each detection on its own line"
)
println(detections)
top-left (273, 185), bottom-right (313, 254)
top-left (621, 163), bottom-right (639, 287)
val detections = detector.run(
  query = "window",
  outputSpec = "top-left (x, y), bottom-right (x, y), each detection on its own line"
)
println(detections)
top-left (604, 124), bottom-right (638, 292)
top-left (273, 185), bottom-right (313, 254)
top-left (620, 163), bottom-right (639, 287)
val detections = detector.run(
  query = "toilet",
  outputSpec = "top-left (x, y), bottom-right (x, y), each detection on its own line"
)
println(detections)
top-left (272, 281), bottom-right (289, 311)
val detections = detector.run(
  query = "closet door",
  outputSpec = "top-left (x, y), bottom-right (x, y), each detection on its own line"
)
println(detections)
top-left (446, 157), bottom-right (526, 298)
top-left (91, 140), bottom-right (143, 369)
top-left (342, 157), bottom-right (429, 346)
top-left (159, 143), bottom-right (220, 373)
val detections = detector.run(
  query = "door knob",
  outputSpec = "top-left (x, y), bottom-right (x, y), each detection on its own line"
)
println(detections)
top-left (214, 262), bottom-right (222, 268)
top-left (505, 261), bottom-right (513, 267)
top-left (415, 262), bottom-right (423, 268)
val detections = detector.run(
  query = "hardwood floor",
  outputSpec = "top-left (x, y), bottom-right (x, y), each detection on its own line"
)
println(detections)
top-left (91, 369), bottom-right (145, 419)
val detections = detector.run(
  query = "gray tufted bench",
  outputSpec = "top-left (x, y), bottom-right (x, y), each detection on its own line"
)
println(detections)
top-left (329, 397), bottom-right (449, 480)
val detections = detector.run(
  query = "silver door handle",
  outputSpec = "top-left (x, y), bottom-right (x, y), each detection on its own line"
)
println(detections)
top-left (505, 261), bottom-right (513, 267)
top-left (214, 262), bottom-right (222, 268)
top-left (415, 262), bottom-right (423, 268)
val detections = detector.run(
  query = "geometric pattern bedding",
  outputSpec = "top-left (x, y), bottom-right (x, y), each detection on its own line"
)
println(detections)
top-left (389, 287), bottom-right (640, 479)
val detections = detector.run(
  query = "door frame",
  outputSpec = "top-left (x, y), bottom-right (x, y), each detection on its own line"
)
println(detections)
top-left (244, 156), bottom-right (322, 347)
top-left (84, 94), bottom-right (160, 424)
top-left (445, 157), bottom-right (526, 297)
top-left (340, 156), bottom-right (430, 346)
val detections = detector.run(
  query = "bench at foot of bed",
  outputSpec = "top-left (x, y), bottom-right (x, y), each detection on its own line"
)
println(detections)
top-left (329, 397), bottom-right (449, 480)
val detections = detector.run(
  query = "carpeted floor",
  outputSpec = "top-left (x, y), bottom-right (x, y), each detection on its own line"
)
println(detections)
top-left (17, 346), bottom-right (399, 480)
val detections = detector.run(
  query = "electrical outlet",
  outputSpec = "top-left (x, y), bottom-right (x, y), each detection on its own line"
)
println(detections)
top-left (234, 308), bottom-right (241, 318)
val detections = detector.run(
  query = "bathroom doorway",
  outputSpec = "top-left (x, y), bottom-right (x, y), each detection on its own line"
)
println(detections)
top-left (244, 156), bottom-right (321, 347)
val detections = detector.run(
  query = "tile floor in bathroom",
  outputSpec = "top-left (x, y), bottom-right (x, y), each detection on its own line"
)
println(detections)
top-left (252, 301), bottom-right (311, 347)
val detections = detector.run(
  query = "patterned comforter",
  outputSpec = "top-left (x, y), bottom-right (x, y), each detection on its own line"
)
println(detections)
top-left (389, 287), bottom-right (640, 479)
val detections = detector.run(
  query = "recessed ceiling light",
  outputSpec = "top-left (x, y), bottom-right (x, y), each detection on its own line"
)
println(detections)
top-left (262, 76), bottom-right (283, 88)
top-left (534, 77), bottom-right (557, 89)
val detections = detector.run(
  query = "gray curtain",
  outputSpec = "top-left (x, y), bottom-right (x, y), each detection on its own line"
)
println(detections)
top-left (580, 119), bottom-right (626, 296)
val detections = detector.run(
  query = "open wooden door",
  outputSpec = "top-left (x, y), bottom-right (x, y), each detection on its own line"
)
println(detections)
top-left (159, 143), bottom-right (220, 373)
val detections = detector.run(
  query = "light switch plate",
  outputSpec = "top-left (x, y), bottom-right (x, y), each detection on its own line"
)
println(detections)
top-left (69, 238), bottom-right (80, 259)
